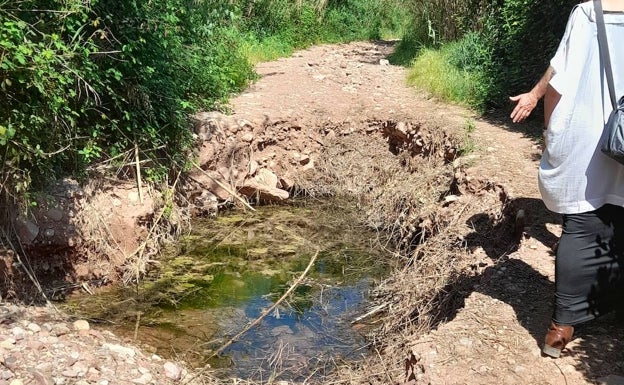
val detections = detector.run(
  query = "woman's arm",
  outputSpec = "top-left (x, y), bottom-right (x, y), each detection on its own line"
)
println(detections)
top-left (509, 66), bottom-right (554, 123)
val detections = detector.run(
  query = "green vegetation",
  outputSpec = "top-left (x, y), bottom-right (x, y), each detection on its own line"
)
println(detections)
top-left (240, 0), bottom-right (408, 63)
top-left (398, 0), bottom-right (578, 112)
top-left (2, 0), bottom-right (575, 203)
top-left (0, 0), bottom-right (408, 203)
top-left (458, 119), bottom-right (478, 156)
top-left (407, 33), bottom-right (492, 110)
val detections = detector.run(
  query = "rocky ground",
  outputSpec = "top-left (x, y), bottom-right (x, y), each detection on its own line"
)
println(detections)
top-left (2, 40), bottom-right (624, 385)
top-left (0, 304), bottom-right (187, 385)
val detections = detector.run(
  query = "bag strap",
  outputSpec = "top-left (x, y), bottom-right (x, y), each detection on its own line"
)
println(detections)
top-left (595, 0), bottom-right (618, 109)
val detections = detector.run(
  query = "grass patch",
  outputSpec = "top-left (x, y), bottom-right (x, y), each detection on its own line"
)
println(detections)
top-left (407, 46), bottom-right (485, 110)
top-left (242, 34), bottom-right (297, 65)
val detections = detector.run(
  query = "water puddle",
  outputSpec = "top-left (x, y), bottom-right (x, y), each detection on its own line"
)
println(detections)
top-left (63, 199), bottom-right (393, 380)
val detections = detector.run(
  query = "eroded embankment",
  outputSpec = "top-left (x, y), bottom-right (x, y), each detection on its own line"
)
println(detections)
top-left (295, 117), bottom-right (520, 384)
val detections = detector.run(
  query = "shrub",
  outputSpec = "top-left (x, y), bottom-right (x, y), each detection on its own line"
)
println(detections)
top-left (0, 1), bottom-right (109, 195)
top-left (399, 0), bottom-right (579, 108)
top-left (0, 0), bottom-right (254, 201)
top-left (482, 0), bottom-right (578, 104)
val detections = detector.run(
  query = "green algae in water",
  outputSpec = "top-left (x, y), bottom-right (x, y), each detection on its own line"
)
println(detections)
top-left (65, 199), bottom-right (393, 381)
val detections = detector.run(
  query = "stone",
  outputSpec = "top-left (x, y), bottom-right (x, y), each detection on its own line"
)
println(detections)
top-left (46, 208), bottom-right (64, 222)
top-left (27, 369), bottom-right (53, 385)
top-left (27, 323), bottom-right (41, 333)
top-left (72, 320), bottom-right (90, 331)
top-left (270, 325), bottom-right (294, 337)
top-left (9, 380), bottom-right (23, 385)
top-left (0, 338), bottom-right (15, 349)
top-left (248, 160), bottom-right (259, 176)
top-left (61, 369), bottom-right (78, 378)
top-left (239, 169), bottom-right (289, 202)
top-left (301, 159), bottom-right (315, 172)
top-left (27, 340), bottom-right (44, 351)
top-left (278, 176), bottom-right (294, 190)
top-left (163, 362), bottom-right (182, 381)
top-left (11, 326), bottom-right (26, 341)
top-left (15, 216), bottom-right (39, 244)
top-left (3, 356), bottom-right (18, 370)
top-left (52, 324), bottom-right (70, 336)
top-left (241, 132), bottom-right (254, 142)
top-left (71, 361), bottom-right (89, 376)
top-left (103, 343), bottom-right (136, 358)
top-left (131, 373), bottom-right (152, 385)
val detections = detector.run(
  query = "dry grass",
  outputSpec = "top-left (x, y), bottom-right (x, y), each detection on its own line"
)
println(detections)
top-left (291, 119), bottom-right (510, 384)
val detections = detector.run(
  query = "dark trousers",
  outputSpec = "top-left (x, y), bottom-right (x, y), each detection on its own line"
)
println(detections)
top-left (554, 204), bottom-right (624, 325)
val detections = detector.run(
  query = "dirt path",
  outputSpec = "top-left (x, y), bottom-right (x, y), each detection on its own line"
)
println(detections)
top-left (226, 41), bottom-right (624, 385)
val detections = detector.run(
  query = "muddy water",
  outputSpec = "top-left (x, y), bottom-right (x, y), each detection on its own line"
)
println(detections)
top-left (64, 199), bottom-right (393, 380)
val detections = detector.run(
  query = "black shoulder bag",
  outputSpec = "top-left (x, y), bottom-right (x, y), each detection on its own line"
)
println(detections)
top-left (595, 0), bottom-right (624, 164)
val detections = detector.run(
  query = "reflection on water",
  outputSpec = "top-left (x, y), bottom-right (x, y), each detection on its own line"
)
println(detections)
top-left (65, 199), bottom-right (392, 381)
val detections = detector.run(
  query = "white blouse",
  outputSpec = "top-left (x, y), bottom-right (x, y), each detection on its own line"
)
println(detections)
top-left (539, 2), bottom-right (624, 214)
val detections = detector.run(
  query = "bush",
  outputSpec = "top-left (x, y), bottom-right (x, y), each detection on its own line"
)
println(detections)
top-left (482, 0), bottom-right (578, 103)
top-left (399, 0), bottom-right (579, 108)
top-left (240, 0), bottom-right (409, 62)
top-left (0, 1), bottom-right (109, 195)
top-left (0, 0), bottom-right (254, 201)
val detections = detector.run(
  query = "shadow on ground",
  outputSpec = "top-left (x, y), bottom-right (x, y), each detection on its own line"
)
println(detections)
top-left (426, 196), bottom-right (624, 382)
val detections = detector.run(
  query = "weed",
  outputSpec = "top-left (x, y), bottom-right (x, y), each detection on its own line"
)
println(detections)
top-left (464, 119), bottom-right (476, 134)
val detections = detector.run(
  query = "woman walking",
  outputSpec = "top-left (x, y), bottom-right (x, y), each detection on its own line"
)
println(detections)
top-left (511, 0), bottom-right (624, 358)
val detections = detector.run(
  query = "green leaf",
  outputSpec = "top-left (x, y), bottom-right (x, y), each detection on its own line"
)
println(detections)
top-left (14, 53), bottom-right (26, 65)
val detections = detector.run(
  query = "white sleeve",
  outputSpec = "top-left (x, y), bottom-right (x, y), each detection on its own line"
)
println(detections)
top-left (549, 5), bottom-right (583, 94)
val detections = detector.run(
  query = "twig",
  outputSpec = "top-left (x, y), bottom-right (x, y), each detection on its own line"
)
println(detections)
top-left (124, 171), bottom-right (182, 283)
top-left (375, 345), bottom-right (395, 385)
top-left (212, 249), bottom-right (318, 357)
top-left (134, 141), bottom-right (143, 204)
top-left (552, 360), bottom-right (569, 385)
top-left (133, 312), bottom-right (142, 340)
top-left (0, 226), bottom-right (53, 307)
top-left (351, 302), bottom-right (388, 324)
top-left (191, 162), bottom-right (255, 211)
top-left (183, 250), bottom-right (319, 384)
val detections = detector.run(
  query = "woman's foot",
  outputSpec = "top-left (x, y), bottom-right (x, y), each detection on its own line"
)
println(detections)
top-left (542, 322), bottom-right (574, 358)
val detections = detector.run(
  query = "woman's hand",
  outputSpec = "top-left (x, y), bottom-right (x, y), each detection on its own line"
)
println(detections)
top-left (509, 92), bottom-right (539, 123)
